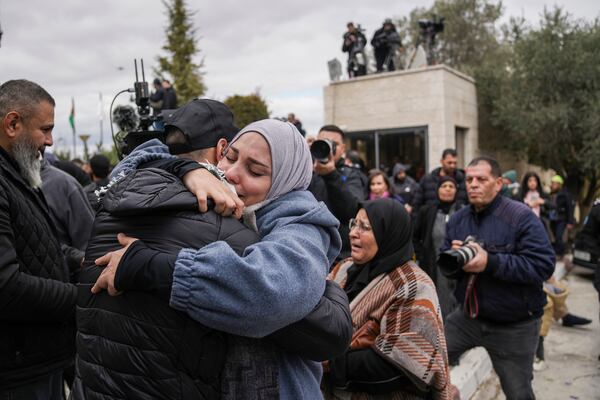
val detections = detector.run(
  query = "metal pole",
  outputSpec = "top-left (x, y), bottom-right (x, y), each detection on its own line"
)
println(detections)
top-left (99, 92), bottom-right (104, 149)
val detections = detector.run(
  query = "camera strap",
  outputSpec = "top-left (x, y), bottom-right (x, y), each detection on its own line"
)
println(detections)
top-left (464, 274), bottom-right (479, 319)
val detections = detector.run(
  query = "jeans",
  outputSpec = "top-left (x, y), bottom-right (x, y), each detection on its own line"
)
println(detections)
top-left (0, 371), bottom-right (63, 400)
top-left (445, 309), bottom-right (540, 400)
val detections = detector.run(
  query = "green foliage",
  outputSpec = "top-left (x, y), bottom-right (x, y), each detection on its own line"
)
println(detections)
top-left (156, 0), bottom-right (206, 105)
top-left (224, 93), bottom-right (270, 128)
top-left (477, 7), bottom-right (600, 206)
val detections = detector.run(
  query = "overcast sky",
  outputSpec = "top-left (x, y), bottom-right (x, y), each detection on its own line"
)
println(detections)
top-left (0, 0), bottom-right (597, 157)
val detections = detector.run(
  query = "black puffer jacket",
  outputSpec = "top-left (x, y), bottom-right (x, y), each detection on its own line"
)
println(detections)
top-left (412, 167), bottom-right (467, 211)
top-left (0, 148), bottom-right (76, 389)
top-left (73, 168), bottom-right (258, 400)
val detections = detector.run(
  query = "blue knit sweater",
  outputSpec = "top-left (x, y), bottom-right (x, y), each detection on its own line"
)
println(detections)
top-left (113, 139), bottom-right (342, 399)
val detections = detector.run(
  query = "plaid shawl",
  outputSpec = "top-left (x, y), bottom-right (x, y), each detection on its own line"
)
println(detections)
top-left (328, 259), bottom-right (451, 400)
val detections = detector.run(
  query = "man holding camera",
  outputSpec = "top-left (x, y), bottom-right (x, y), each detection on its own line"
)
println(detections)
top-left (440, 157), bottom-right (554, 400)
top-left (309, 125), bottom-right (367, 259)
top-left (371, 19), bottom-right (402, 72)
top-left (342, 22), bottom-right (367, 78)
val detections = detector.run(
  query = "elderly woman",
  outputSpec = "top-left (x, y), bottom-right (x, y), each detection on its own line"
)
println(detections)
top-left (413, 176), bottom-right (461, 319)
top-left (83, 120), bottom-right (350, 399)
top-left (324, 198), bottom-right (452, 400)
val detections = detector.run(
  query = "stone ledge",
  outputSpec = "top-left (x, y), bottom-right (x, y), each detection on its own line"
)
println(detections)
top-left (450, 347), bottom-right (494, 399)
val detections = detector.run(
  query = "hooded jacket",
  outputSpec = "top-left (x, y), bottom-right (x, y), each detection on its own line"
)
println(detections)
top-left (73, 168), bottom-right (258, 399)
top-left (390, 164), bottom-right (419, 206)
top-left (0, 147), bottom-right (76, 389)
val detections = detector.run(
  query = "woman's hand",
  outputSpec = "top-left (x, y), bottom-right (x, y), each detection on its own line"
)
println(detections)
top-left (182, 168), bottom-right (244, 218)
top-left (91, 233), bottom-right (138, 296)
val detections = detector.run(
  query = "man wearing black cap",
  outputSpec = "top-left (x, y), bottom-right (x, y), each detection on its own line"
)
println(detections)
top-left (162, 98), bottom-right (233, 164)
top-left (74, 99), bottom-right (251, 398)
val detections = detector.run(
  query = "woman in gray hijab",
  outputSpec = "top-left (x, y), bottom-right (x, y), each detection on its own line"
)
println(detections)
top-left (92, 119), bottom-right (349, 399)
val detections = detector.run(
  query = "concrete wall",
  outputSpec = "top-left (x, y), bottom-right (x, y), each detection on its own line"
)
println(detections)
top-left (323, 65), bottom-right (478, 170)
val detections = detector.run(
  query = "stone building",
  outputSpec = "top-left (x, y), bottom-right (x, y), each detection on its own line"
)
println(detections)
top-left (323, 64), bottom-right (478, 179)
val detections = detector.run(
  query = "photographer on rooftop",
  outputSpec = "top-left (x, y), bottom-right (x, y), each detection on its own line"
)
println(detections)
top-left (371, 18), bottom-right (402, 72)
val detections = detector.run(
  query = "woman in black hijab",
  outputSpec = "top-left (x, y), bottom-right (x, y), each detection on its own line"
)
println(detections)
top-left (413, 175), bottom-right (460, 319)
top-left (324, 198), bottom-right (453, 400)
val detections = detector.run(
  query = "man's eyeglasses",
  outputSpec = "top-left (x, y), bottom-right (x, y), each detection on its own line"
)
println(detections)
top-left (349, 218), bottom-right (372, 233)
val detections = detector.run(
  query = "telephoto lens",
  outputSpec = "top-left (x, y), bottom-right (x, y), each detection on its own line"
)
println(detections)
top-left (310, 140), bottom-right (335, 163)
top-left (437, 242), bottom-right (478, 278)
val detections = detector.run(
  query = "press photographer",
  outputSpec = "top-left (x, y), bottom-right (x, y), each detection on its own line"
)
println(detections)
top-left (439, 156), bottom-right (554, 400)
top-left (309, 125), bottom-right (368, 259)
top-left (342, 22), bottom-right (367, 78)
top-left (371, 18), bottom-right (402, 72)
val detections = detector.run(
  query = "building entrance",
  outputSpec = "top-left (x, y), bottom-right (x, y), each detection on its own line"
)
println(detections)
top-left (346, 126), bottom-right (428, 180)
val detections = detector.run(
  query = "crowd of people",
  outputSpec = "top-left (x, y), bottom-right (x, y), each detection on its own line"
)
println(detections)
top-left (1, 78), bottom-right (598, 400)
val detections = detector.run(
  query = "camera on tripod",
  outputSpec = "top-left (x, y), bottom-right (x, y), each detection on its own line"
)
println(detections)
top-left (111, 59), bottom-right (166, 159)
top-left (418, 15), bottom-right (445, 36)
top-left (437, 235), bottom-right (482, 278)
top-left (310, 139), bottom-right (337, 163)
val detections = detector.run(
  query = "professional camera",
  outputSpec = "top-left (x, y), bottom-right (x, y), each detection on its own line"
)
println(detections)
top-left (111, 59), bottom-right (165, 159)
top-left (437, 236), bottom-right (481, 278)
top-left (418, 15), bottom-right (445, 36)
top-left (310, 139), bottom-right (337, 163)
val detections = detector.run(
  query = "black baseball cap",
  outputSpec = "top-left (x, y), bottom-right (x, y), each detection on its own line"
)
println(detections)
top-left (164, 99), bottom-right (238, 154)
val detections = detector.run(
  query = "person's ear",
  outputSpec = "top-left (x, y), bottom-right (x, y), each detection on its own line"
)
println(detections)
top-left (3, 112), bottom-right (22, 139)
top-left (216, 138), bottom-right (228, 162)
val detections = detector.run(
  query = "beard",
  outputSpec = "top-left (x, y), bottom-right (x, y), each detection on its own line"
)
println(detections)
top-left (12, 133), bottom-right (42, 189)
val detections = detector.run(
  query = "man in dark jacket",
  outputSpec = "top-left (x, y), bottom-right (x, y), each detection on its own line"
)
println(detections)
top-left (440, 157), bottom-right (555, 400)
top-left (549, 175), bottom-right (575, 258)
top-left (83, 154), bottom-right (111, 210)
top-left (41, 159), bottom-right (94, 281)
top-left (577, 199), bottom-right (600, 359)
top-left (162, 79), bottom-right (178, 109)
top-left (74, 99), bottom-right (249, 399)
top-left (75, 99), bottom-right (352, 398)
top-left (309, 124), bottom-right (367, 259)
top-left (0, 79), bottom-right (77, 397)
top-left (342, 22), bottom-right (367, 78)
top-left (412, 148), bottom-right (467, 212)
top-left (371, 18), bottom-right (402, 72)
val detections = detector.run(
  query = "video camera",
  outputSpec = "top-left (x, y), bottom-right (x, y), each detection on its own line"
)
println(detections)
top-left (418, 15), bottom-right (445, 37)
top-left (111, 59), bottom-right (166, 159)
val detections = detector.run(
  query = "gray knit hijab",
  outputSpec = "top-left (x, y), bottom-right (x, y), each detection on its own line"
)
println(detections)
top-left (230, 119), bottom-right (312, 201)
top-left (228, 119), bottom-right (312, 231)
